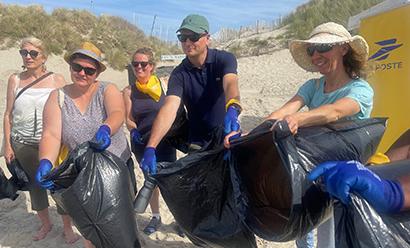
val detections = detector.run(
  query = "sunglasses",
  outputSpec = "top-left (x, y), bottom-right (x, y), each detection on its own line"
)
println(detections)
top-left (71, 63), bottom-right (97, 76)
top-left (131, 61), bottom-right (150, 69)
top-left (19, 49), bottom-right (40, 59)
top-left (177, 33), bottom-right (207, 42)
top-left (306, 44), bottom-right (335, 56)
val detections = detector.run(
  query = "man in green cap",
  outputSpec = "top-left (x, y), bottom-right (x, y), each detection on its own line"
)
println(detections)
top-left (140, 13), bottom-right (242, 173)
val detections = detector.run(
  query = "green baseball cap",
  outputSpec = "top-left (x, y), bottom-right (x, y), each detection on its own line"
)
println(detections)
top-left (177, 14), bottom-right (209, 34)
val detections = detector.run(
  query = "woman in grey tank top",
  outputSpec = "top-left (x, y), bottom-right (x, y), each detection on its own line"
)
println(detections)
top-left (35, 42), bottom-right (134, 248)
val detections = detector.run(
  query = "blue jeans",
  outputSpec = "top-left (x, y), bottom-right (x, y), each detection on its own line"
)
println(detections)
top-left (296, 231), bottom-right (314, 248)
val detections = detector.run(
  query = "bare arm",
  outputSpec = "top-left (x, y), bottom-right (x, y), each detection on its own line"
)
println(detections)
top-left (122, 86), bottom-right (137, 130)
top-left (3, 74), bottom-right (18, 163)
top-left (223, 73), bottom-right (240, 103)
top-left (103, 83), bottom-right (125, 135)
top-left (146, 95), bottom-right (181, 148)
top-left (291, 97), bottom-right (360, 128)
top-left (398, 175), bottom-right (410, 210)
top-left (39, 90), bottom-right (62, 164)
top-left (266, 95), bottom-right (305, 120)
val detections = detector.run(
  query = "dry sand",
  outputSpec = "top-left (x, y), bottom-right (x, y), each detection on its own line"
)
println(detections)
top-left (0, 48), bottom-right (317, 248)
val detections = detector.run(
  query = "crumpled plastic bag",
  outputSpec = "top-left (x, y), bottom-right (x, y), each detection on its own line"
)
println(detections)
top-left (45, 142), bottom-right (140, 248)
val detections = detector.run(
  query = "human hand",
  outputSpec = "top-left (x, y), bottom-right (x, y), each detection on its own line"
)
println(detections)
top-left (4, 145), bottom-right (15, 164)
top-left (283, 115), bottom-right (298, 134)
top-left (91, 125), bottom-right (111, 152)
top-left (35, 159), bottom-right (54, 190)
top-left (130, 128), bottom-right (144, 145)
top-left (224, 106), bottom-right (241, 147)
top-left (140, 147), bottom-right (157, 175)
top-left (308, 160), bottom-right (404, 213)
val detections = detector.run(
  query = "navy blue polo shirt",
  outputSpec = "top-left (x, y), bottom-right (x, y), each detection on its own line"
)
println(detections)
top-left (167, 48), bottom-right (238, 144)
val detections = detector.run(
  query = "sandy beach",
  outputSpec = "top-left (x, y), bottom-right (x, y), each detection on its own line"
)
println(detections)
top-left (0, 47), bottom-right (317, 248)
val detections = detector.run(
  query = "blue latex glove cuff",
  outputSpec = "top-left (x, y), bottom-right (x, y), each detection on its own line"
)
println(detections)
top-left (35, 159), bottom-right (54, 190)
top-left (130, 128), bottom-right (143, 145)
top-left (92, 124), bottom-right (111, 152)
top-left (141, 147), bottom-right (157, 175)
top-left (224, 106), bottom-right (240, 135)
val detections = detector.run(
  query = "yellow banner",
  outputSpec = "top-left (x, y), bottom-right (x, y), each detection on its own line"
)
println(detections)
top-left (360, 4), bottom-right (410, 152)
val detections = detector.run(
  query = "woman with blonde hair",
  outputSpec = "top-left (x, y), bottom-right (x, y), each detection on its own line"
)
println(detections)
top-left (123, 47), bottom-right (177, 235)
top-left (2, 37), bottom-right (78, 243)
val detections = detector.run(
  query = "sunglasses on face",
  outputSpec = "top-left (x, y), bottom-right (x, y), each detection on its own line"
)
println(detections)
top-left (306, 44), bottom-right (335, 56)
top-left (131, 61), bottom-right (150, 69)
top-left (19, 49), bottom-right (40, 59)
top-left (71, 63), bottom-right (97, 76)
top-left (177, 33), bottom-right (206, 42)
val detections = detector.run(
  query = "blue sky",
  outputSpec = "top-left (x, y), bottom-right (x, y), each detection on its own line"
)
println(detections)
top-left (2, 0), bottom-right (309, 41)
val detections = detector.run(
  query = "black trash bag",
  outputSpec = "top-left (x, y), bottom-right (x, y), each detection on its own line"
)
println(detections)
top-left (0, 159), bottom-right (30, 200)
top-left (0, 168), bottom-right (18, 200)
top-left (334, 159), bottom-right (410, 248)
top-left (230, 118), bottom-right (386, 242)
top-left (7, 159), bottom-right (30, 191)
top-left (155, 127), bottom-right (257, 248)
top-left (157, 118), bottom-right (386, 247)
top-left (44, 142), bottom-right (141, 248)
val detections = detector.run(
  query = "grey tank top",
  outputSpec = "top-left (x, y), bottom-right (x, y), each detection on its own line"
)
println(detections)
top-left (60, 82), bottom-right (131, 162)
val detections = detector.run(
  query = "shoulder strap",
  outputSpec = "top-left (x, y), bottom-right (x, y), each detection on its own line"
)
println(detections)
top-left (57, 88), bottom-right (65, 109)
top-left (15, 71), bottom-right (54, 101)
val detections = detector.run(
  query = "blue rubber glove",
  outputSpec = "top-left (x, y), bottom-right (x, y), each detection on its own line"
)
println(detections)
top-left (224, 105), bottom-right (241, 140)
top-left (308, 160), bottom-right (404, 213)
top-left (140, 147), bottom-right (157, 175)
top-left (35, 159), bottom-right (54, 190)
top-left (92, 125), bottom-right (111, 152)
top-left (130, 128), bottom-right (143, 145)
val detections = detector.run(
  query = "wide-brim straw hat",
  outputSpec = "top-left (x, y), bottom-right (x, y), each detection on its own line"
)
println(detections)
top-left (64, 41), bottom-right (106, 72)
top-left (289, 22), bottom-right (369, 72)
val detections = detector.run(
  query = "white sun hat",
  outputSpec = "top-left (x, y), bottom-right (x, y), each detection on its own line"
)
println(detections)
top-left (289, 22), bottom-right (369, 72)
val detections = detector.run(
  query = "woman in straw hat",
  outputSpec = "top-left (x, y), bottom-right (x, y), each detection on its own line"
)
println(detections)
top-left (35, 41), bottom-right (135, 248)
top-left (266, 22), bottom-right (374, 248)
top-left (2, 37), bottom-right (79, 243)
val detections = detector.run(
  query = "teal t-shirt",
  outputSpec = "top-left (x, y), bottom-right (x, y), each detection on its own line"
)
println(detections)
top-left (297, 77), bottom-right (374, 119)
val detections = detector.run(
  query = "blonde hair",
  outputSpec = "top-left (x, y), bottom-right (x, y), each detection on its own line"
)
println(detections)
top-left (20, 37), bottom-right (48, 59)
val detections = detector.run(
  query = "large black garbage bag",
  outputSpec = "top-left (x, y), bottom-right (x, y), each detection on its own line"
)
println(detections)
top-left (155, 128), bottom-right (257, 248)
top-left (0, 168), bottom-right (18, 200)
top-left (0, 159), bottom-right (30, 200)
top-left (45, 142), bottom-right (140, 248)
top-left (334, 159), bottom-right (410, 248)
top-left (7, 159), bottom-right (30, 191)
top-left (230, 118), bottom-right (386, 242)
top-left (157, 118), bottom-right (386, 247)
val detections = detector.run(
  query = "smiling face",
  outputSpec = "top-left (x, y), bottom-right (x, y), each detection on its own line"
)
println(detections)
top-left (70, 57), bottom-right (99, 87)
top-left (179, 29), bottom-right (209, 58)
top-left (20, 43), bottom-right (46, 70)
top-left (132, 53), bottom-right (154, 83)
top-left (309, 44), bottom-right (349, 76)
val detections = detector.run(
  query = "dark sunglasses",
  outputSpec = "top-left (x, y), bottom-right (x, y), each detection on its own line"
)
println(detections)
top-left (306, 44), bottom-right (335, 56)
top-left (177, 33), bottom-right (207, 42)
top-left (71, 63), bottom-right (97, 76)
top-left (19, 49), bottom-right (40, 59)
top-left (131, 61), bottom-right (150, 69)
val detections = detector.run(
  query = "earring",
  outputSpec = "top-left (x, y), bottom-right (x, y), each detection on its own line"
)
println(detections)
top-left (42, 62), bottom-right (47, 72)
